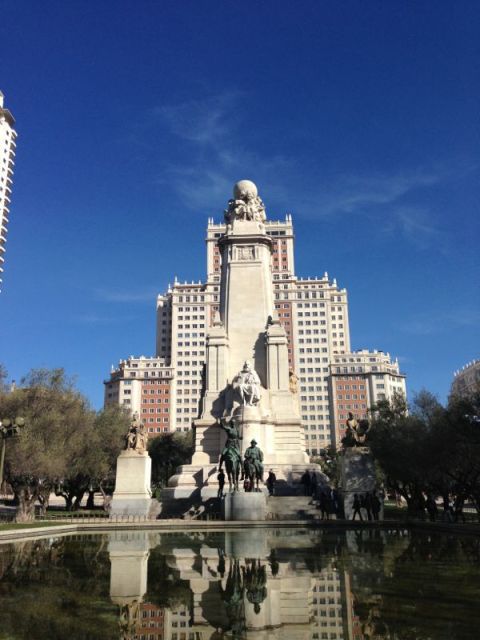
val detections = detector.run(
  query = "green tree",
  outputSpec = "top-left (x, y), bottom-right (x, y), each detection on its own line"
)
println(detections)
top-left (90, 405), bottom-right (131, 508)
top-left (313, 445), bottom-right (341, 486)
top-left (0, 368), bottom-right (92, 521)
top-left (431, 391), bottom-right (480, 513)
top-left (368, 390), bottom-right (480, 518)
top-left (149, 431), bottom-right (194, 489)
top-left (54, 405), bottom-right (129, 511)
top-left (368, 392), bottom-right (436, 514)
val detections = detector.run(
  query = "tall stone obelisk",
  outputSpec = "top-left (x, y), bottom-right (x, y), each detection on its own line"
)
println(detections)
top-left (165, 181), bottom-right (316, 504)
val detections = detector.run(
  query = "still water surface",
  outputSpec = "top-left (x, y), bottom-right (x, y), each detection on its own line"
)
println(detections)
top-left (1, 527), bottom-right (479, 639)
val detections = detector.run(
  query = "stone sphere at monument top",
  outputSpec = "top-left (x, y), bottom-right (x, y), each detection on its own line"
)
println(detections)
top-left (233, 179), bottom-right (258, 199)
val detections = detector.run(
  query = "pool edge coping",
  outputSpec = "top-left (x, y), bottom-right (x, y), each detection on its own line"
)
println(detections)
top-left (0, 518), bottom-right (478, 543)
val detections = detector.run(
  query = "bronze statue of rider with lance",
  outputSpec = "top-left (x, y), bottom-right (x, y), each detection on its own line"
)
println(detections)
top-left (218, 417), bottom-right (243, 491)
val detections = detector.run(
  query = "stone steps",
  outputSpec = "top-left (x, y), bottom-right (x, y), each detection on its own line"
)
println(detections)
top-left (266, 496), bottom-right (320, 520)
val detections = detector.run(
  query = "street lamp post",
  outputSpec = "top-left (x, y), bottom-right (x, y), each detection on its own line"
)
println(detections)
top-left (0, 417), bottom-right (25, 500)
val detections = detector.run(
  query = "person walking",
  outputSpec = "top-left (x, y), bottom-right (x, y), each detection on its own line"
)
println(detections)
top-left (371, 491), bottom-right (381, 521)
top-left (300, 470), bottom-right (311, 496)
top-left (454, 495), bottom-right (466, 523)
top-left (331, 488), bottom-right (340, 518)
top-left (266, 470), bottom-right (277, 497)
top-left (425, 495), bottom-right (438, 522)
top-left (364, 492), bottom-right (373, 521)
top-left (352, 494), bottom-right (363, 521)
top-left (319, 491), bottom-right (329, 520)
top-left (310, 472), bottom-right (318, 500)
top-left (217, 468), bottom-right (225, 498)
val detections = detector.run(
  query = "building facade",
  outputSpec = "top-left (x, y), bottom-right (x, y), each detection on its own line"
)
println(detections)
top-left (452, 359), bottom-right (480, 398)
top-left (105, 185), bottom-right (405, 453)
top-left (104, 356), bottom-right (174, 435)
top-left (329, 350), bottom-right (406, 449)
top-left (0, 91), bottom-right (17, 290)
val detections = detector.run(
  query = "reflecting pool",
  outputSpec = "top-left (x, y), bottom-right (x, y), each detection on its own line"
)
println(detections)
top-left (1, 527), bottom-right (479, 639)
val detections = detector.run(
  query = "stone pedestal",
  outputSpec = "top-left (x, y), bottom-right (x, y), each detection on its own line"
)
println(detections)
top-left (222, 490), bottom-right (267, 521)
top-left (340, 447), bottom-right (383, 520)
top-left (235, 405), bottom-right (264, 455)
top-left (110, 450), bottom-right (152, 518)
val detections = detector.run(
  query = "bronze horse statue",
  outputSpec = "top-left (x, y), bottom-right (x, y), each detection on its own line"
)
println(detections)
top-left (243, 458), bottom-right (263, 492)
top-left (220, 447), bottom-right (242, 492)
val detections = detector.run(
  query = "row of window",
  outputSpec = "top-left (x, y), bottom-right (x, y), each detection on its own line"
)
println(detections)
top-left (336, 394), bottom-right (366, 400)
top-left (337, 404), bottom-right (367, 410)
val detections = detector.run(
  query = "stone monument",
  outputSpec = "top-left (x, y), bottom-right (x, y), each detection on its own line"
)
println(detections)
top-left (340, 413), bottom-right (383, 520)
top-left (110, 414), bottom-right (153, 518)
top-left (163, 180), bottom-right (321, 514)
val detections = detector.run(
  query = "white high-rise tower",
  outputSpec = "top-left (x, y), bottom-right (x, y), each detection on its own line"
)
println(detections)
top-left (0, 91), bottom-right (17, 290)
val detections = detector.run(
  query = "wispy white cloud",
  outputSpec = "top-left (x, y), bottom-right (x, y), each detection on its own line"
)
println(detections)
top-left (149, 91), bottom-right (292, 212)
top-left (380, 204), bottom-right (444, 249)
top-left (146, 91), bottom-right (471, 249)
top-left (290, 170), bottom-right (450, 250)
top-left (400, 309), bottom-right (480, 336)
top-left (153, 92), bottom-right (242, 145)
top-left (301, 170), bottom-right (442, 217)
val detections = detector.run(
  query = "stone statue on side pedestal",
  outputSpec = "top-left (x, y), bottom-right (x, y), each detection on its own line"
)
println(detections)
top-left (233, 360), bottom-right (261, 407)
top-left (125, 413), bottom-right (148, 454)
top-left (342, 412), bottom-right (370, 448)
top-left (110, 414), bottom-right (152, 518)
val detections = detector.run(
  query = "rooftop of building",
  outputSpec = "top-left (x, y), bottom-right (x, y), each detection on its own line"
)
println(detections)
top-left (0, 91), bottom-right (16, 127)
top-left (453, 359), bottom-right (480, 377)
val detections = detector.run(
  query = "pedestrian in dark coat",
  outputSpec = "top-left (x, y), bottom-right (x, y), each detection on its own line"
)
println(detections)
top-left (352, 494), bottom-right (363, 520)
top-left (300, 470), bottom-right (311, 496)
top-left (266, 470), bottom-right (277, 497)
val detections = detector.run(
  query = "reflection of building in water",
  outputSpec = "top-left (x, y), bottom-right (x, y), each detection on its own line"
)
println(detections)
top-left (169, 604), bottom-right (194, 640)
top-left (312, 569), bottom-right (345, 640)
top-left (137, 602), bottom-right (196, 640)
top-left (342, 572), bottom-right (362, 640)
top-left (109, 530), bottom-right (357, 640)
top-left (137, 602), bottom-right (166, 639)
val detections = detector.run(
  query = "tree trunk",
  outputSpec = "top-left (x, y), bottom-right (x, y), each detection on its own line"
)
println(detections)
top-left (86, 490), bottom-right (95, 510)
top-left (99, 483), bottom-right (112, 512)
top-left (14, 488), bottom-right (37, 523)
top-left (37, 489), bottom-right (50, 518)
top-left (72, 492), bottom-right (85, 511)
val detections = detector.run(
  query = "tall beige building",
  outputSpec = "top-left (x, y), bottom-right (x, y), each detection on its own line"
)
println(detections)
top-left (105, 183), bottom-right (405, 453)
top-left (0, 91), bottom-right (17, 290)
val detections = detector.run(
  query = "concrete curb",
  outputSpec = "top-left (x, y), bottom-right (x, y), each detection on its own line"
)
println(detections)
top-left (0, 518), bottom-right (478, 544)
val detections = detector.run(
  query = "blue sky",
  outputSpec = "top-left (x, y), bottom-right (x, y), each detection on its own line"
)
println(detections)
top-left (0, 1), bottom-right (479, 408)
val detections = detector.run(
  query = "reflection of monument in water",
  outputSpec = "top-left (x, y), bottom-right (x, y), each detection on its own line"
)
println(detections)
top-left (165, 181), bottom-right (321, 511)
top-left (108, 529), bottom-right (351, 640)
